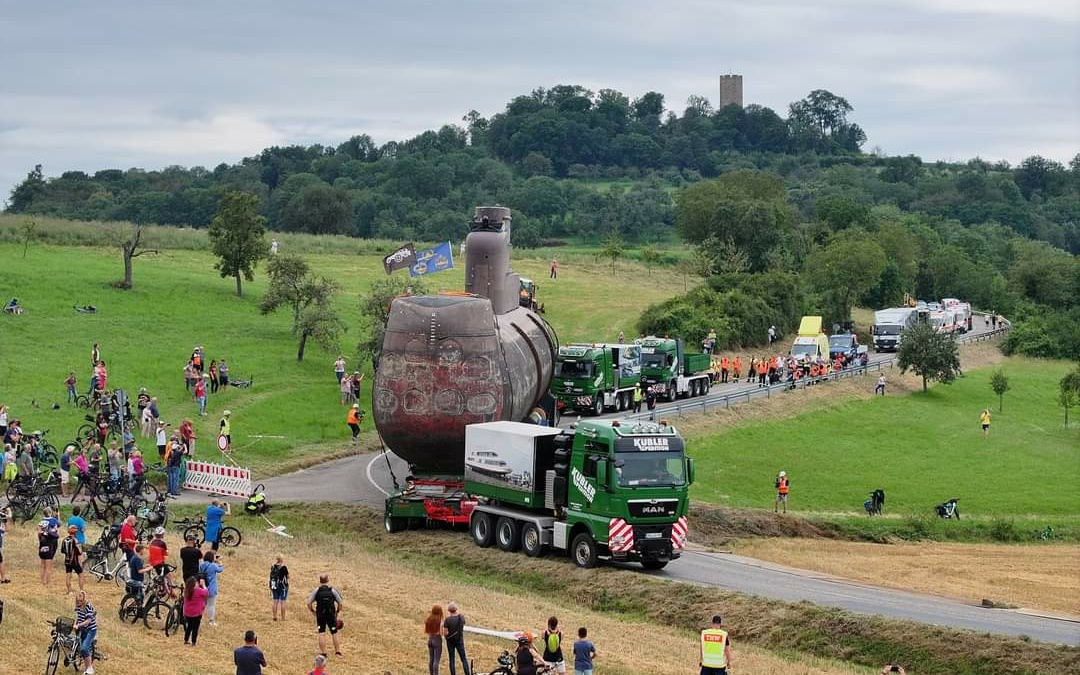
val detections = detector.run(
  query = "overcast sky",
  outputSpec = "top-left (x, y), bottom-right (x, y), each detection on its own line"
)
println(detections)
top-left (2, 0), bottom-right (1077, 197)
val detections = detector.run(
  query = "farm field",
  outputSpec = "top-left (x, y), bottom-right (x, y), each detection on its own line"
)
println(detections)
top-left (688, 358), bottom-right (1080, 519)
top-left (0, 232), bottom-right (689, 476)
top-left (729, 538), bottom-right (1080, 616)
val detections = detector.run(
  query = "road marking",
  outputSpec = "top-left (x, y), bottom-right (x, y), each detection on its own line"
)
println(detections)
top-left (365, 453), bottom-right (392, 497)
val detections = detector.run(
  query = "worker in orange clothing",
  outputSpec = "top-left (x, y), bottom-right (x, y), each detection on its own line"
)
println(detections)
top-left (719, 356), bottom-right (730, 384)
top-left (346, 403), bottom-right (363, 443)
top-left (774, 471), bottom-right (790, 514)
top-left (756, 358), bottom-right (768, 387)
top-left (732, 356), bottom-right (742, 383)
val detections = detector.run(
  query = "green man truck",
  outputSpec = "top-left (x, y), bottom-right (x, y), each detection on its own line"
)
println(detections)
top-left (383, 419), bottom-right (693, 569)
top-left (551, 343), bottom-right (641, 415)
top-left (638, 336), bottom-right (712, 401)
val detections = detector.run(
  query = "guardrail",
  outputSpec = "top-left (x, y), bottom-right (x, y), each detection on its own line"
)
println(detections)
top-left (612, 324), bottom-right (1011, 422)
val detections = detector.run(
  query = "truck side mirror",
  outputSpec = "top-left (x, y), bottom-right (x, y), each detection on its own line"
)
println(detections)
top-left (596, 460), bottom-right (609, 490)
top-left (686, 457), bottom-right (696, 485)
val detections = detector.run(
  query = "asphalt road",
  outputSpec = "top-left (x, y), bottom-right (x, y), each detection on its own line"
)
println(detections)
top-left (258, 447), bottom-right (1079, 647)
top-left (256, 317), bottom-right (1080, 646)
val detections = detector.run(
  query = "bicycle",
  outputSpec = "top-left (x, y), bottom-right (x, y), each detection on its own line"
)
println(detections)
top-left (175, 515), bottom-right (242, 548)
top-left (28, 429), bottom-right (59, 465)
top-left (44, 617), bottom-right (106, 675)
top-left (84, 544), bottom-right (130, 588)
top-left (163, 590), bottom-right (187, 637)
top-left (118, 573), bottom-right (174, 630)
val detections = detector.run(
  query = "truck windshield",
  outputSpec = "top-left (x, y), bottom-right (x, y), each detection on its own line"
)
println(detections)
top-left (615, 451), bottom-right (686, 487)
top-left (791, 344), bottom-right (817, 357)
top-left (641, 353), bottom-right (668, 368)
top-left (829, 336), bottom-right (852, 348)
top-left (873, 325), bottom-right (901, 336)
top-left (555, 361), bottom-right (594, 378)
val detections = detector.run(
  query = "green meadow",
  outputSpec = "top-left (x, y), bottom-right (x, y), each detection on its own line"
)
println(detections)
top-left (689, 358), bottom-right (1079, 519)
top-left (0, 228), bottom-right (687, 476)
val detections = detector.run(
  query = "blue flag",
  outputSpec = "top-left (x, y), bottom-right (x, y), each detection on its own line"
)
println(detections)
top-left (409, 241), bottom-right (455, 277)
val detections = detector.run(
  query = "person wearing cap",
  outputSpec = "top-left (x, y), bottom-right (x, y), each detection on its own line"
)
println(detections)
top-left (774, 471), bottom-right (790, 514)
top-left (148, 526), bottom-right (174, 589)
top-left (308, 653), bottom-right (328, 675)
top-left (180, 533), bottom-right (203, 582)
top-left (346, 404), bottom-right (363, 444)
top-left (515, 632), bottom-right (543, 675)
top-left (61, 525), bottom-right (85, 593)
top-left (699, 614), bottom-right (732, 675)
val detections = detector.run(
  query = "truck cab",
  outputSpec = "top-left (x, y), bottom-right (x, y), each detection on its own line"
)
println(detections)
top-left (791, 317), bottom-right (830, 362)
top-left (638, 336), bottom-right (712, 401)
top-left (828, 334), bottom-right (860, 361)
top-left (466, 419), bottom-right (693, 570)
top-left (552, 344), bottom-right (640, 415)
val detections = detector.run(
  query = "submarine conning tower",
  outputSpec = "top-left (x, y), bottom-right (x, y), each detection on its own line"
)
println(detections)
top-left (464, 206), bottom-right (519, 315)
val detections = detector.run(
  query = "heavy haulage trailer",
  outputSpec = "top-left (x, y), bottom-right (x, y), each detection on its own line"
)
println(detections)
top-left (383, 419), bottom-right (693, 569)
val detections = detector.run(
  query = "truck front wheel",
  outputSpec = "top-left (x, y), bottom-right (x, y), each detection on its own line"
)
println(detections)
top-left (471, 513), bottom-right (494, 548)
top-left (384, 512), bottom-right (407, 533)
top-left (521, 523), bottom-right (547, 558)
top-left (496, 517), bottom-right (520, 552)
top-left (667, 381), bottom-right (678, 402)
top-left (593, 396), bottom-right (604, 416)
top-left (570, 532), bottom-right (598, 568)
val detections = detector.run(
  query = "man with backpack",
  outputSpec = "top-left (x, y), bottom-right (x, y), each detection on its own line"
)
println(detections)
top-left (61, 526), bottom-right (85, 593)
top-left (307, 574), bottom-right (343, 657)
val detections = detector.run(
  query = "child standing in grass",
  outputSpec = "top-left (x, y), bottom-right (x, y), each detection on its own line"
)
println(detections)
top-left (572, 627), bottom-right (595, 675)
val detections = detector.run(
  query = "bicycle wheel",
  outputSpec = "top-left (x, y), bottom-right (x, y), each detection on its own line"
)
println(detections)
top-left (15, 500), bottom-right (36, 523)
top-left (164, 605), bottom-right (183, 637)
top-left (118, 594), bottom-right (141, 623)
top-left (219, 527), bottom-right (242, 548)
top-left (143, 599), bottom-right (170, 630)
top-left (139, 480), bottom-right (159, 501)
top-left (45, 643), bottom-right (60, 675)
top-left (184, 525), bottom-right (205, 546)
top-left (69, 642), bottom-right (85, 672)
top-left (76, 395), bottom-right (90, 409)
top-left (46, 493), bottom-right (60, 513)
top-left (113, 561), bottom-right (130, 589)
top-left (40, 444), bottom-right (58, 465)
top-left (76, 424), bottom-right (95, 441)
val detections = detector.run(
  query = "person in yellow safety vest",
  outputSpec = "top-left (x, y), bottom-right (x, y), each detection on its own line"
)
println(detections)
top-left (219, 410), bottom-right (232, 449)
top-left (699, 614), bottom-right (732, 675)
top-left (775, 471), bottom-right (790, 514)
top-left (632, 383), bottom-right (643, 413)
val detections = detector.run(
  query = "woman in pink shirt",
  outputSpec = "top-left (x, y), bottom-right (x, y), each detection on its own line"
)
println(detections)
top-left (183, 575), bottom-right (210, 645)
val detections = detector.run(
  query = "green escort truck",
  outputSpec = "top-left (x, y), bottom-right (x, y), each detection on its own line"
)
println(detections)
top-left (384, 419), bottom-right (693, 570)
top-left (551, 343), bottom-right (642, 415)
top-left (638, 336), bottom-right (713, 401)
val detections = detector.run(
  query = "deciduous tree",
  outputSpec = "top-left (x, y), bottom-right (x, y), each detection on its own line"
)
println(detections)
top-left (990, 367), bottom-right (1011, 412)
top-left (259, 255), bottom-right (344, 361)
top-left (209, 191), bottom-right (268, 297)
top-left (115, 223), bottom-right (158, 289)
top-left (897, 322), bottom-right (961, 392)
top-left (806, 229), bottom-right (886, 322)
top-left (1060, 367), bottom-right (1080, 428)
top-left (599, 231), bottom-right (624, 274)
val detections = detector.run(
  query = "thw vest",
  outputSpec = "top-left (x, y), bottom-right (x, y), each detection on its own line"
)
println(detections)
top-left (700, 628), bottom-right (728, 668)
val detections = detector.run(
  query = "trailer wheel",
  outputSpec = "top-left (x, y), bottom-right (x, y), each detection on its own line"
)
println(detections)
top-left (701, 378), bottom-right (710, 395)
top-left (593, 396), bottom-right (604, 416)
top-left (384, 513), bottom-right (406, 533)
top-left (570, 532), bottom-right (598, 568)
top-left (689, 380), bottom-right (699, 397)
top-left (471, 512), bottom-right (494, 548)
top-left (641, 559), bottom-right (668, 570)
top-left (521, 523), bottom-right (546, 558)
top-left (495, 517), bottom-right (520, 551)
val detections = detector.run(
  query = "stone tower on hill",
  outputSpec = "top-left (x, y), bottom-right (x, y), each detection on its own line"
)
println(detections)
top-left (719, 74), bottom-right (743, 108)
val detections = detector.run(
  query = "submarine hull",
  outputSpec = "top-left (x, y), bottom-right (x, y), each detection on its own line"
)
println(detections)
top-left (374, 295), bottom-right (557, 474)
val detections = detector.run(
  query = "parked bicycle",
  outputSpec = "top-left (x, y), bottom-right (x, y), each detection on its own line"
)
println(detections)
top-left (83, 544), bottom-right (130, 588)
top-left (44, 617), bottom-right (106, 675)
top-left (174, 515), bottom-right (242, 548)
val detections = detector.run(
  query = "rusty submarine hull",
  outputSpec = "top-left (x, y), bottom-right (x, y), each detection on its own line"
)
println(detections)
top-left (373, 206), bottom-right (558, 474)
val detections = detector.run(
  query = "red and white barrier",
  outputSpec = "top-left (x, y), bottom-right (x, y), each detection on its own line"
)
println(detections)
top-left (183, 460), bottom-right (252, 498)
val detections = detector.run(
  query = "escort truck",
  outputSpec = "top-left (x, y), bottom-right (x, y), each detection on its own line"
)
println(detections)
top-left (551, 343), bottom-right (641, 415)
top-left (638, 336), bottom-right (712, 401)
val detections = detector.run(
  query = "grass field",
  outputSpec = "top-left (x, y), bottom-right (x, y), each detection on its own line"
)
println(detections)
top-left (688, 357), bottom-right (1080, 519)
top-left (0, 229), bottom-right (689, 476)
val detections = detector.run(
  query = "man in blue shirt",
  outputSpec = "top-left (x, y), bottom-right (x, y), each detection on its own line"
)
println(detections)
top-left (235, 629), bottom-right (267, 675)
top-left (128, 544), bottom-right (150, 598)
top-left (572, 627), bottom-right (596, 675)
top-left (67, 505), bottom-right (87, 545)
top-left (205, 500), bottom-right (230, 551)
